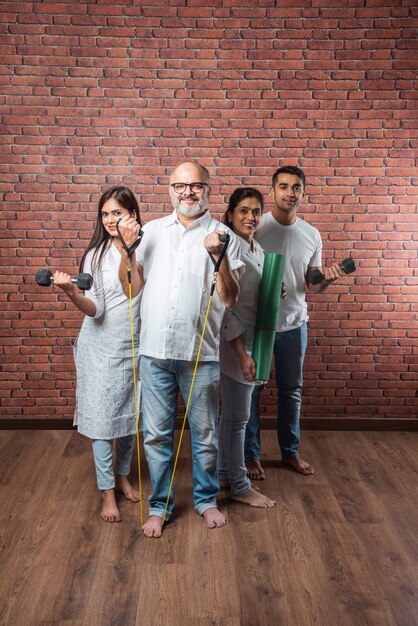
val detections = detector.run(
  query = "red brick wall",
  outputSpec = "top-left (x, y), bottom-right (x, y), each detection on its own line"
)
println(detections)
top-left (1, 1), bottom-right (417, 421)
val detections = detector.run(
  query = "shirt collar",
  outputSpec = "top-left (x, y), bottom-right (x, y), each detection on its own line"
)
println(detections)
top-left (165, 208), bottom-right (212, 230)
top-left (240, 237), bottom-right (251, 253)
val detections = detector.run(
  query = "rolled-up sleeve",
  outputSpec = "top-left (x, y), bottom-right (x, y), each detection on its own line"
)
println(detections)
top-left (224, 230), bottom-right (245, 278)
top-left (83, 250), bottom-right (105, 319)
top-left (221, 309), bottom-right (245, 342)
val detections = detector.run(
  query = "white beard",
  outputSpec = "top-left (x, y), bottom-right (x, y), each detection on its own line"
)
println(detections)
top-left (173, 195), bottom-right (209, 218)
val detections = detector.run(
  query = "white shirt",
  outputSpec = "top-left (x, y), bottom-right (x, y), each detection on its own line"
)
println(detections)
top-left (74, 243), bottom-right (141, 439)
top-left (220, 238), bottom-right (264, 384)
top-left (137, 210), bottom-right (244, 361)
top-left (254, 213), bottom-right (322, 332)
top-left (83, 243), bottom-right (140, 321)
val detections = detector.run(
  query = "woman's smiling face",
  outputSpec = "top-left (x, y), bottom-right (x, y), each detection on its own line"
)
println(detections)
top-left (228, 196), bottom-right (263, 242)
top-left (101, 198), bottom-right (133, 238)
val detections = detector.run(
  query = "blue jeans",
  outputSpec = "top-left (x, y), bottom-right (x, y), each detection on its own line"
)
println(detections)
top-left (92, 436), bottom-right (136, 491)
top-left (140, 356), bottom-right (220, 519)
top-left (245, 323), bottom-right (308, 461)
top-left (218, 374), bottom-right (253, 495)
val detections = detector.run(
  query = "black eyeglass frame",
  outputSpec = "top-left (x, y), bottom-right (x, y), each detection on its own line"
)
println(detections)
top-left (170, 182), bottom-right (210, 194)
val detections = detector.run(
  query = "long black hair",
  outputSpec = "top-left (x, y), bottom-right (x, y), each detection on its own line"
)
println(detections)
top-left (79, 186), bottom-right (141, 273)
top-left (221, 187), bottom-right (264, 231)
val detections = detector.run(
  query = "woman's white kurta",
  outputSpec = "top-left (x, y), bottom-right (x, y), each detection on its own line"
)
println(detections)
top-left (73, 243), bottom-right (140, 439)
top-left (219, 238), bottom-right (264, 385)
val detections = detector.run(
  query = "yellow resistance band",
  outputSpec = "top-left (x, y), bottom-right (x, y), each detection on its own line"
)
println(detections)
top-left (127, 270), bottom-right (143, 527)
top-left (161, 285), bottom-right (216, 525)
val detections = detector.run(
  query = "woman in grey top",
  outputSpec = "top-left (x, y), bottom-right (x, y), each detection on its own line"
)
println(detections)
top-left (219, 188), bottom-right (276, 508)
top-left (53, 186), bottom-right (142, 522)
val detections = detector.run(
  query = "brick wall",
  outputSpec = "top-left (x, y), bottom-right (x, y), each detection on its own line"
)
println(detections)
top-left (1, 0), bottom-right (417, 421)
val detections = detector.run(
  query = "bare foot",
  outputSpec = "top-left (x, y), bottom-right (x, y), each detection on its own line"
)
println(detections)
top-left (203, 507), bottom-right (226, 529)
top-left (246, 459), bottom-right (265, 480)
top-left (230, 488), bottom-right (276, 508)
top-left (101, 489), bottom-right (121, 523)
top-left (284, 456), bottom-right (315, 475)
top-left (115, 475), bottom-right (141, 502)
top-left (142, 515), bottom-right (163, 538)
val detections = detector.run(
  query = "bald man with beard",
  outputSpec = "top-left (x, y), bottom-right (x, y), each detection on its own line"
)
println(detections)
top-left (119, 161), bottom-right (243, 537)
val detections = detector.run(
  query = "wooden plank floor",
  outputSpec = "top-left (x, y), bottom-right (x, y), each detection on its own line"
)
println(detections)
top-left (0, 430), bottom-right (417, 626)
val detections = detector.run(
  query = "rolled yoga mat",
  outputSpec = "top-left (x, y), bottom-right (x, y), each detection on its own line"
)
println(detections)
top-left (252, 253), bottom-right (286, 383)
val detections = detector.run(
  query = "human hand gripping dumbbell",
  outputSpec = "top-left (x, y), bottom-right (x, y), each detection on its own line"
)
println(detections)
top-left (36, 269), bottom-right (93, 292)
top-left (308, 258), bottom-right (356, 285)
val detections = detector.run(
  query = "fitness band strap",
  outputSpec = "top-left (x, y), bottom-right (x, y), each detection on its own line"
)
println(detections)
top-left (208, 233), bottom-right (230, 295)
top-left (208, 232), bottom-right (230, 272)
top-left (116, 219), bottom-right (144, 256)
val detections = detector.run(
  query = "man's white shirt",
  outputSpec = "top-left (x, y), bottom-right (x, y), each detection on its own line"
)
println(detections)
top-left (137, 210), bottom-right (244, 361)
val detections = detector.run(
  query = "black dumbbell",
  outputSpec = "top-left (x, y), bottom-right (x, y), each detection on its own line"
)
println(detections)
top-left (36, 269), bottom-right (93, 291)
top-left (308, 258), bottom-right (356, 285)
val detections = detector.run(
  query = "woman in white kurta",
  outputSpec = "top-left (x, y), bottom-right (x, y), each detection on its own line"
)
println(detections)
top-left (53, 186), bottom-right (142, 522)
top-left (219, 187), bottom-right (276, 508)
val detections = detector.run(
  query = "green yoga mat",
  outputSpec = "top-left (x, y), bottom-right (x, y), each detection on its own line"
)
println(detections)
top-left (252, 253), bottom-right (286, 383)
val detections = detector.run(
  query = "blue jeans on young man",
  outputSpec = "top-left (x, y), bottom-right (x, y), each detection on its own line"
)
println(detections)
top-left (218, 373), bottom-right (253, 495)
top-left (92, 435), bottom-right (136, 491)
top-left (140, 355), bottom-right (220, 519)
top-left (245, 323), bottom-right (308, 462)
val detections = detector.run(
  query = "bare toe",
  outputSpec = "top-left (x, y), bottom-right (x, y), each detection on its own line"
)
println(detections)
top-left (284, 456), bottom-right (315, 475)
top-left (230, 488), bottom-right (276, 509)
top-left (203, 508), bottom-right (226, 528)
top-left (142, 516), bottom-right (163, 538)
top-left (246, 459), bottom-right (265, 480)
top-left (115, 476), bottom-right (142, 502)
top-left (101, 490), bottom-right (121, 523)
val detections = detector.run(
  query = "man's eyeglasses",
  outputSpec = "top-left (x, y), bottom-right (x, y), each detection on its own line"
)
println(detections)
top-left (170, 182), bottom-right (209, 194)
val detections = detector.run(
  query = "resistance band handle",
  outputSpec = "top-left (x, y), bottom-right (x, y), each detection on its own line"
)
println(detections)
top-left (208, 232), bottom-right (230, 296)
top-left (116, 219), bottom-right (144, 256)
top-left (208, 232), bottom-right (230, 272)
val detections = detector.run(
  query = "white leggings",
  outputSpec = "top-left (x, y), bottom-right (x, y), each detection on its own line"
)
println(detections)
top-left (92, 436), bottom-right (135, 491)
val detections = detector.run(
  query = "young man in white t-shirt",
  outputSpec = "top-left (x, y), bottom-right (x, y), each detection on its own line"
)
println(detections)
top-left (245, 166), bottom-right (346, 478)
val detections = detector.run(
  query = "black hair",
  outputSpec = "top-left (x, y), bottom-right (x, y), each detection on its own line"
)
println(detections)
top-left (221, 187), bottom-right (264, 231)
top-left (272, 166), bottom-right (306, 188)
top-left (79, 186), bottom-right (141, 273)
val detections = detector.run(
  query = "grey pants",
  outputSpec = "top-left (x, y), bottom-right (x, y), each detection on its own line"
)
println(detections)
top-left (92, 436), bottom-right (135, 490)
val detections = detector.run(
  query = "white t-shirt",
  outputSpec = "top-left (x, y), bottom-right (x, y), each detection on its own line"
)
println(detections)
top-left (137, 210), bottom-right (244, 361)
top-left (254, 213), bottom-right (322, 332)
top-left (220, 238), bottom-right (264, 385)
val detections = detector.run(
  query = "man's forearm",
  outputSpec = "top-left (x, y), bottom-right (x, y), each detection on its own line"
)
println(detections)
top-left (216, 258), bottom-right (239, 307)
top-left (308, 277), bottom-right (332, 294)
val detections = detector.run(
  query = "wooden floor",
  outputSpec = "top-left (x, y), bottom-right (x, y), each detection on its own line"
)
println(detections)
top-left (1, 430), bottom-right (417, 626)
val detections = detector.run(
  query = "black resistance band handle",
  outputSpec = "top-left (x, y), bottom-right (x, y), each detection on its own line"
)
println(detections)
top-left (208, 232), bottom-right (230, 271)
top-left (208, 232), bottom-right (230, 295)
top-left (116, 219), bottom-right (144, 256)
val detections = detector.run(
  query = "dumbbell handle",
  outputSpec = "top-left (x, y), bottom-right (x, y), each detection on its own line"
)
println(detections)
top-left (308, 258), bottom-right (356, 285)
top-left (68, 277), bottom-right (84, 285)
top-left (36, 269), bottom-right (93, 291)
